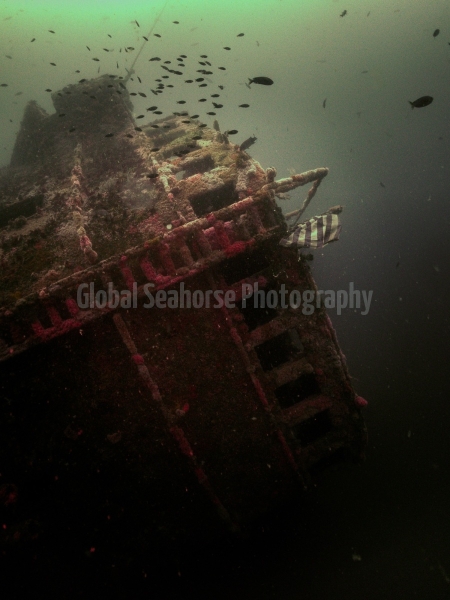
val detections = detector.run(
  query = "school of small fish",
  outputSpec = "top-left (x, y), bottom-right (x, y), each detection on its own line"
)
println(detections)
top-left (0, 10), bottom-right (443, 149)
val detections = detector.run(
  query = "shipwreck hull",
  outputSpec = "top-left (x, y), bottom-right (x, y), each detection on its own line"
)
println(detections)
top-left (0, 75), bottom-right (366, 547)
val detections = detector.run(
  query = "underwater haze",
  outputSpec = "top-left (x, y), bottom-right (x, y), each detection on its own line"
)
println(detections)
top-left (1, 0), bottom-right (450, 598)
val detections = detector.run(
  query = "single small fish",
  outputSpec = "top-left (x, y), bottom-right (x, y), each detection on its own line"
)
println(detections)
top-left (69, 127), bottom-right (76, 132)
top-left (127, 47), bottom-right (135, 50)
top-left (340, 10), bottom-right (347, 17)
top-left (207, 111), bottom-right (216, 115)
top-left (79, 78), bottom-right (86, 82)
top-left (137, 76), bottom-right (142, 83)
top-left (240, 135), bottom-right (257, 151)
top-left (211, 94), bottom-right (220, 98)
top-left (248, 77), bottom-right (273, 85)
top-left (5, 55), bottom-right (12, 59)
top-left (136, 114), bottom-right (145, 118)
top-left (105, 133), bottom-right (114, 137)
top-left (223, 47), bottom-right (231, 50)
top-left (190, 114), bottom-right (199, 118)
top-left (173, 21), bottom-right (179, 24)
top-left (433, 29), bottom-right (440, 37)
top-left (75, 70), bottom-right (80, 73)
top-left (139, 92), bottom-right (146, 97)
top-left (126, 134), bottom-right (133, 138)
top-left (199, 84), bottom-right (207, 87)
top-left (185, 80), bottom-right (193, 83)
top-left (50, 62), bottom-right (56, 66)
top-left (135, 20), bottom-right (140, 27)
top-left (150, 57), bottom-right (161, 61)
top-left (409, 96), bottom-right (433, 108)
top-left (154, 33), bottom-right (161, 38)
top-left (31, 38), bottom-right (36, 42)
top-left (226, 129), bottom-right (238, 134)
top-left (92, 58), bottom-right (100, 61)
top-left (135, 127), bottom-right (142, 131)
top-left (181, 119), bottom-right (191, 123)
top-left (86, 46), bottom-right (90, 51)
top-left (192, 135), bottom-right (203, 140)
top-left (147, 105), bottom-right (158, 111)
top-left (218, 66), bottom-right (226, 70)
top-left (150, 124), bottom-right (159, 128)
top-left (147, 173), bottom-right (159, 178)
top-left (153, 110), bottom-right (162, 114)
top-left (48, 30), bottom-right (55, 33)
top-left (239, 104), bottom-right (250, 107)
top-left (177, 100), bottom-right (186, 104)
top-left (108, 34), bottom-right (112, 38)
top-left (143, 36), bottom-right (148, 41)
top-left (59, 113), bottom-right (65, 117)
top-left (14, 91), bottom-right (23, 96)
top-left (212, 102), bottom-right (223, 108)
top-left (237, 33), bottom-right (244, 37)
top-left (198, 98), bottom-right (207, 102)
top-left (218, 85), bottom-right (224, 90)
top-left (380, 182), bottom-right (385, 188)
top-left (198, 124), bottom-right (207, 128)
top-left (103, 48), bottom-right (110, 52)
top-left (323, 98), bottom-right (327, 108)
top-left (45, 88), bottom-right (52, 91)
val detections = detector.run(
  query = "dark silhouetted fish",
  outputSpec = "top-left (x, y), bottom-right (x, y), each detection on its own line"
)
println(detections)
top-left (340, 10), bottom-right (347, 17)
top-left (323, 98), bottom-right (327, 108)
top-left (237, 33), bottom-right (244, 37)
top-left (105, 133), bottom-right (114, 137)
top-left (240, 135), bottom-right (257, 151)
top-left (226, 129), bottom-right (238, 134)
top-left (239, 104), bottom-right (250, 107)
top-left (248, 76), bottom-right (273, 85)
top-left (409, 96), bottom-right (433, 108)
top-left (433, 29), bottom-right (440, 37)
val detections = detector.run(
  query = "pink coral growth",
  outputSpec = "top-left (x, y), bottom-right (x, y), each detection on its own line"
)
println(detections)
top-left (355, 395), bottom-right (368, 407)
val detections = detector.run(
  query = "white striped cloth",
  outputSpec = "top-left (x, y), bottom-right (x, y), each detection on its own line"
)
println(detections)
top-left (280, 213), bottom-right (342, 249)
